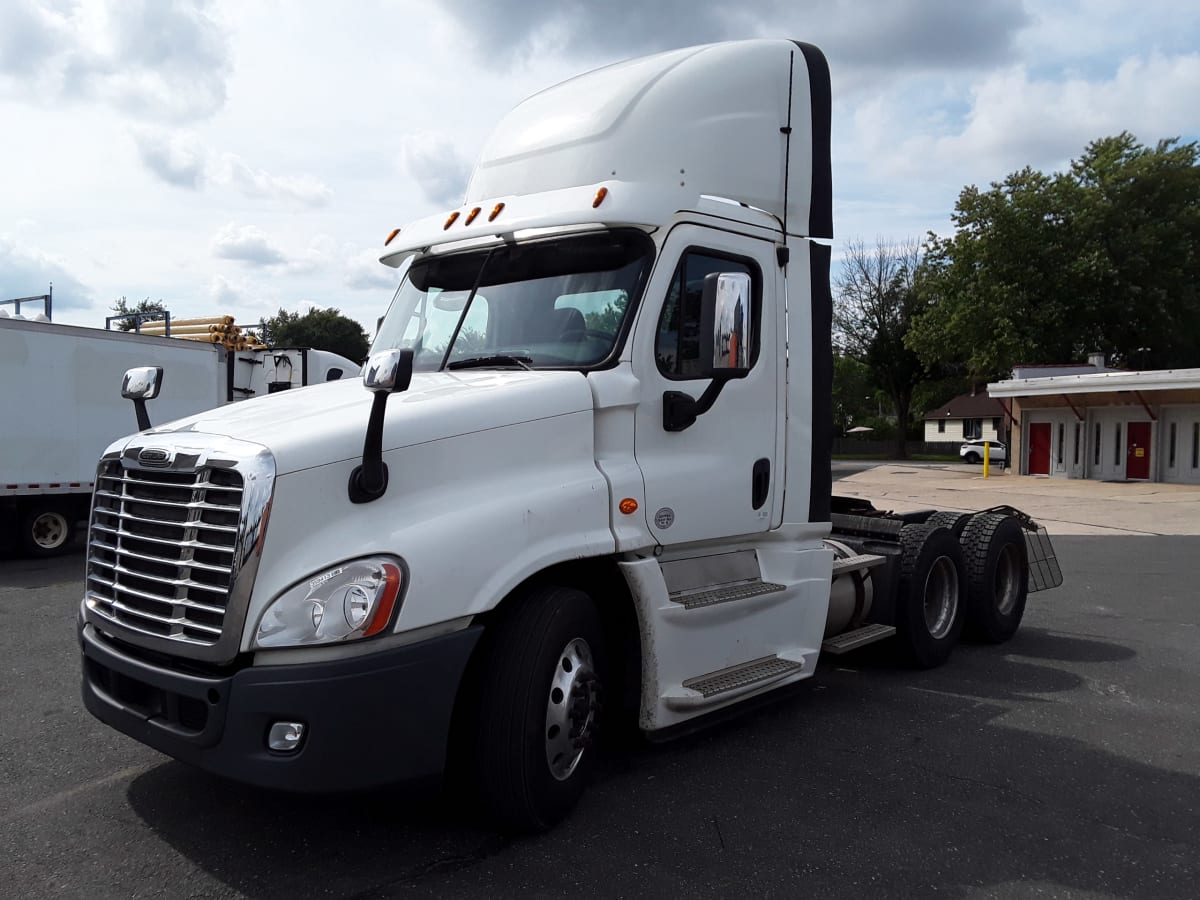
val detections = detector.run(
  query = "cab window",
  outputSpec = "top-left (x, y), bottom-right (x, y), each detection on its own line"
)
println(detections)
top-left (655, 251), bottom-right (759, 378)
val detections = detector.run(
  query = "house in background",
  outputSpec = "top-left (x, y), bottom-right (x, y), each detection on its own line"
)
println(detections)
top-left (923, 392), bottom-right (1006, 443)
top-left (989, 363), bottom-right (1200, 483)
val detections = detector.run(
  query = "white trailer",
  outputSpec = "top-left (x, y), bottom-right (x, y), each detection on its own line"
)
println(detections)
top-left (77, 40), bottom-right (1062, 831)
top-left (1, 315), bottom-right (358, 556)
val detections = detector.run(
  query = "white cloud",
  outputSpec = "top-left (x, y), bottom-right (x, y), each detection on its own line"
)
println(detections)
top-left (0, 234), bottom-right (92, 311)
top-left (860, 53), bottom-right (1200, 182)
top-left (132, 128), bottom-right (333, 206)
top-left (403, 133), bottom-right (472, 207)
top-left (220, 154), bottom-right (334, 207)
top-left (0, 0), bottom-right (231, 122)
top-left (346, 247), bottom-right (402, 291)
top-left (211, 222), bottom-right (286, 266)
top-left (133, 128), bottom-right (207, 189)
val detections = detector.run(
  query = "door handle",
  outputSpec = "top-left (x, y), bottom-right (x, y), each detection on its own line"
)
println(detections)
top-left (752, 458), bottom-right (770, 510)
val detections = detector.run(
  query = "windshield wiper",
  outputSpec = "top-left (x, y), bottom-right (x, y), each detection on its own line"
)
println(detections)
top-left (446, 354), bottom-right (534, 371)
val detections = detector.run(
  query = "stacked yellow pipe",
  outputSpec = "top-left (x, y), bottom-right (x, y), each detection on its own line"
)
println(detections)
top-left (141, 314), bottom-right (269, 351)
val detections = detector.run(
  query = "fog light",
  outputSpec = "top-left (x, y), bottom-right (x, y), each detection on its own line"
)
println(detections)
top-left (268, 721), bottom-right (306, 752)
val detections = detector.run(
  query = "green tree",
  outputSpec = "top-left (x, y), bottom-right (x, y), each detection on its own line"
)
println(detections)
top-left (834, 237), bottom-right (928, 458)
top-left (832, 351), bottom-right (877, 433)
top-left (260, 307), bottom-right (370, 362)
top-left (908, 133), bottom-right (1200, 380)
top-left (110, 296), bottom-right (167, 332)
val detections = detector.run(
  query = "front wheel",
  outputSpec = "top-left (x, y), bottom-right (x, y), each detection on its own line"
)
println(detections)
top-left (895, 524), bottom-right (966, 668)
top-left (20, 502), bottom-right (75, 557)
top-left (472, 585), bottom-right (606, 832)
top-left (963, 452), bottom-right (981, 464)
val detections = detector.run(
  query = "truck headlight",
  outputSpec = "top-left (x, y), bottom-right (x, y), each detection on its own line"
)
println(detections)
top-left (254, 557), bottom-right (404, 648)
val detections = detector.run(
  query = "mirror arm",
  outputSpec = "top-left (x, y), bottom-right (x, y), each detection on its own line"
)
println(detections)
top-left (348, 392), bottom-right (391, 504)
top-left (133, 399), bottom-right (152, 432)
top-left (663, 374), bottom-right (736, 432)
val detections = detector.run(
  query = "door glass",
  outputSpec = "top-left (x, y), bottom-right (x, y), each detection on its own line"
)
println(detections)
top-left (656, 252), bottom-right (758, 379)
top-left (1073, 423), bottom-right (1080, 465)
top-left (1057, 423), bottom-right (1064, 466)
top-left (1114, 423), bottom-right (1121, 465)
top-left (1169, 422), bottom-right (1177, 468)
top-left (1094, 424), bottom-right (1101, 466)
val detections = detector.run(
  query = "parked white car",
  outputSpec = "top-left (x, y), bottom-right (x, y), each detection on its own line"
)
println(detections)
top-left (960, 439), bottom-right (1007, 464)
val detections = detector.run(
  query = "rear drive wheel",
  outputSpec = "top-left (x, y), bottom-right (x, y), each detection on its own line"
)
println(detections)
top-left (472, 585), bottom-right (606, 832)
top-left (895, 524), bottom-right (966, 668)
top-left (961, 513), bottom-right (1029, 643)
top-left (924, 511), bottom-right (970, 536)
top-left (20, 503), bottom-right (74, 557)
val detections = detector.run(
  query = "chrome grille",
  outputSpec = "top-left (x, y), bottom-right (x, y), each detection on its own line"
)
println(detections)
top-left (86, 462), bottom-right (244, 646)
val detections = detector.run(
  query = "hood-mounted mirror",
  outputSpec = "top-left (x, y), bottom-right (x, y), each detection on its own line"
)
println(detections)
top-left (121, 366), bottom-right (164, 431)
top-left (348, 349), bottom-right (414, 504)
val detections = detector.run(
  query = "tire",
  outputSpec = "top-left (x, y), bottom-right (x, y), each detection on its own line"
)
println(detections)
top-left (963, 452), bottom-right (981, 464)
top-left (20, 502), bottom-right (74, 557)
top-left (960, 513), bottom-right (1029, 643)
top-left (895, 524), bottom-right (966, 669)
top-left (924, 511), bottom-right (970, 536)
top-left (472, 585), bottom-right (606, 832)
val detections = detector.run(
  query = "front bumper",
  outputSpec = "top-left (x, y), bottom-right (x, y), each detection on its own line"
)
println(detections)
top-left (79, 618), bottom-right (482, 792)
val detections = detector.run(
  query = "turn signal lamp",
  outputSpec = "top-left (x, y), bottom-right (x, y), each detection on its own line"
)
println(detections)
top-left (443, 211), bottom-right (460, 230)
top-left (488, 202), bottom-right (505, 221)
top-left (384, 228), bottom-right (401, 246)
top-left (592, 187), bottom-right (609, 208)
top-left (464, 207), bottom-right (482, 226)
top-left (619, 498), bottom-right (638, 515)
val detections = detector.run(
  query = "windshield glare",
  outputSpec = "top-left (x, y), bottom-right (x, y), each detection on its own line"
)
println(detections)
top-left (371, 230), bottom-right (654, 371)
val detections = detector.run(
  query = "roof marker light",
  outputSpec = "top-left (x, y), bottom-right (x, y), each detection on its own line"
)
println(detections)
top-left (488, 202), bottom-right (505, 222)
top-left (592, 187), bottom-right (609, 208)
top-left (384, 228), bottom-right (401, 246)
top-left (464, 207), bottom-right (481, 226)
top-left (443, 211), bottom-right (460, 230)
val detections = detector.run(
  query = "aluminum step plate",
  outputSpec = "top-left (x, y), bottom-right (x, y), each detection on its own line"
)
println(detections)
top-left (682, 655), bottom-right (803, 698)
top-left (831, 553), bottom-right (886, 576)
top-left (670, 580), bottom-right (786, 611)
top-left (821, 623), bottom-right (896, 655)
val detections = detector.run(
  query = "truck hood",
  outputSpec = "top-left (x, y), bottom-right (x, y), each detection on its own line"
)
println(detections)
top-left (139, 370), bottom-right (595, 474)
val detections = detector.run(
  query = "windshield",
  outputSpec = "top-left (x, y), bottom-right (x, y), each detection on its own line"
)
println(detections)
top-left (371, 229), bottom-right (654, 371)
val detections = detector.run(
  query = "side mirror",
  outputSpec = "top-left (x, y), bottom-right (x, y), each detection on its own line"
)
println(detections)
top-left (663, 272), bottom-right (753, 432)
top-left (121, 366), bottom-right (164, 431)
top-left (348, 349), bottom-right (415, 504)
top-left (362, 348), bottom-right (414, 394)
top-left (698, 272), bottom-right (752, 377)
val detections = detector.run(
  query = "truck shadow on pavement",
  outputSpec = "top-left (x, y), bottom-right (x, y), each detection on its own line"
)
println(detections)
top-left (126, 623), bottom-right (1197, 899)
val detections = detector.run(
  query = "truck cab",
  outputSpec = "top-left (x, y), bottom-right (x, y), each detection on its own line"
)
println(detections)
top-left (78, 39), bottom-right (1058, 831)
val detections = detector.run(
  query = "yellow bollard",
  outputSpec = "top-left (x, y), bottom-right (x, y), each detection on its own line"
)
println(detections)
top-left (983, 442), bottom-right (990, 478)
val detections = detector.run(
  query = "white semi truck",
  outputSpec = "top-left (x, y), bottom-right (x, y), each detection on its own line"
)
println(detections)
top-left (78, 40), bottom-right (1061, 831)
top-left (0, 313), bottom-right (358, 556)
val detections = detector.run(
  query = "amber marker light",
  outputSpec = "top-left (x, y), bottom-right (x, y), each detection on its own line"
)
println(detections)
top-left (619, 498), bottom-right (639, 515)
top-left (384, 228), bottom-right (401, 246)
top-left (464, 207), bottom-right (482, 226)
top-left (362, 563), bottom-right (403, 638)
top-left (592, 186), bottom-right (609, 208)
top-left (488, 202), bottom-right (505, 222)
top-left (443, 211), bottom-right (460, 230)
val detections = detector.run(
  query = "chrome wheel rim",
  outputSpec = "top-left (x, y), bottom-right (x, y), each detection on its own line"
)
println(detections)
top-left (544, 637), bottom-right (597, 782)
top-left (995, 543), bottom-right (1021, 615)
top-left (923, 555), bottom-right (959, 639)
top-left (32, 512), bottom-right (68, 549)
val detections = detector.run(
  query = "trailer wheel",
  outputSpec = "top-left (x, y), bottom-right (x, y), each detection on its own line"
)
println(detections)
top-left (20, 503), bottom-right (74, 557)
top-left (472, 585), bottom-right (606, 832)
top-left (960, 513), bottom-right (1029, 643)
top-left (896, 524), bottom-right (966, 668)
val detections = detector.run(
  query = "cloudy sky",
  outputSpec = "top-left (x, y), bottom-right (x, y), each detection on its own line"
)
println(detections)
top-left (2, 0), bottom-right (1198, 336)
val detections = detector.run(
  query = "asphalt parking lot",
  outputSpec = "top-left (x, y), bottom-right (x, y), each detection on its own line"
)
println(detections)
top-left (2, 476), bottom-right (1198, 898)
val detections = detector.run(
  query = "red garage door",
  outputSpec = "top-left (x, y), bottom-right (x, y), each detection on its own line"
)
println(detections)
top-left (1126, 421), bottom-right (1151, 480)
top-left (1029, 423), bottom-right (1051, 475)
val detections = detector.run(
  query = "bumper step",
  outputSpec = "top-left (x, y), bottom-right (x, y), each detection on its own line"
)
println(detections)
top-left (669, 579), bottom-right (785, 611)
top-left (668, 654), bottom-right (803, 709)
top-left (821, 622), bottom-right (896, 655)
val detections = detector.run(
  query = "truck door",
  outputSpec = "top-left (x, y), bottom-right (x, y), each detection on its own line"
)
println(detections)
top-left (631, 225), bottom-right (782, 546)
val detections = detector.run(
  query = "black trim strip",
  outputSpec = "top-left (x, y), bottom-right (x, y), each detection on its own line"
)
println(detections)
top-left (809, 242), bottom-right (833, 523)
top-left (793, 42), bottom-right (833, 239)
